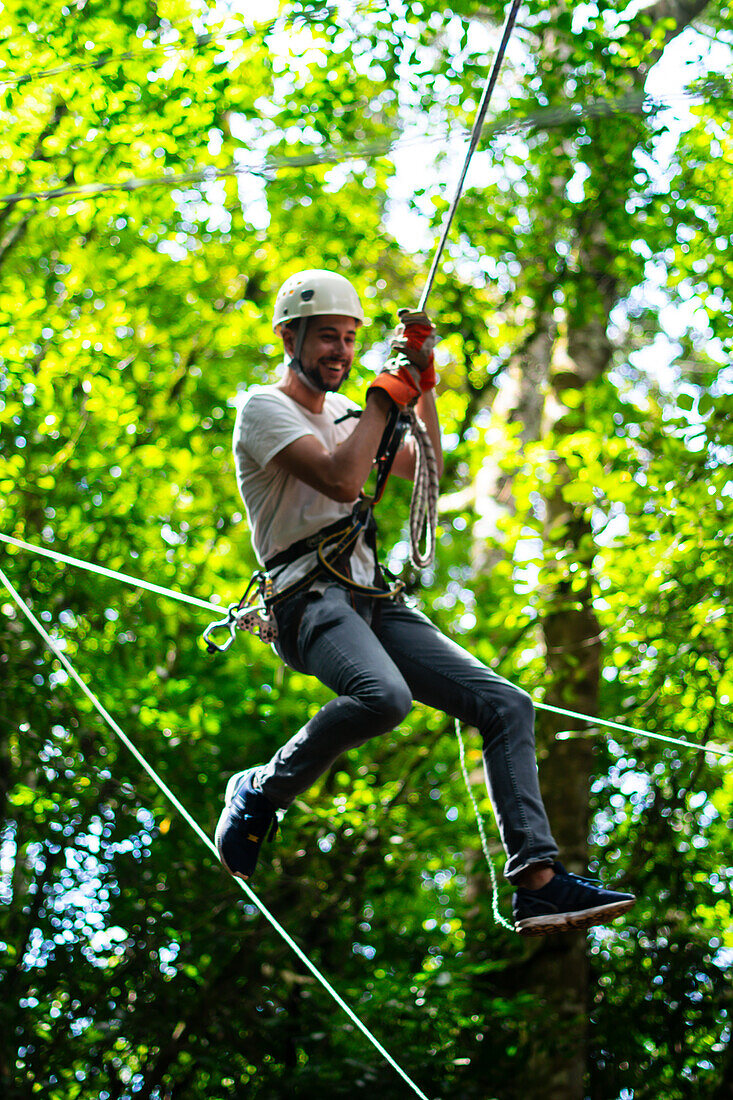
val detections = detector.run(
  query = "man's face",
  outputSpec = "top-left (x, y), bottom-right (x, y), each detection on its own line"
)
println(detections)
top-left (285, 314), bottom-right (357, 392)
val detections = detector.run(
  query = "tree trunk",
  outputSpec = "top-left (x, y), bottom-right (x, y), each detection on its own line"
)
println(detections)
top-left (492, 2), bottom-right (713, 1090)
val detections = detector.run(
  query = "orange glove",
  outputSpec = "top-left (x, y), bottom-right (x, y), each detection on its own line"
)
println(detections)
top-left (368, 309), bottom-right (437, 408)
top-left (368, 357), bottom-right (421, 407)
top-left (391, 309), bottom-right (437, 392)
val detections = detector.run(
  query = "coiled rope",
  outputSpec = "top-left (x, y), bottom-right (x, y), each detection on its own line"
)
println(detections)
top-left (407, 408), bottom-right (440, 569)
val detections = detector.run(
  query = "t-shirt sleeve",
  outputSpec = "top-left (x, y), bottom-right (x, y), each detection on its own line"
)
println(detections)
top-left (238, 392), bottom-right (313, 469)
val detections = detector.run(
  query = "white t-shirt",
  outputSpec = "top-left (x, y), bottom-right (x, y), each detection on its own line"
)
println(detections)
top-left (233, 384), bottom-right (376, 593)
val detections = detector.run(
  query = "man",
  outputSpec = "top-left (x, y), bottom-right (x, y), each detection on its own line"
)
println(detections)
top-left (216, 268), bottom-right (635, 936)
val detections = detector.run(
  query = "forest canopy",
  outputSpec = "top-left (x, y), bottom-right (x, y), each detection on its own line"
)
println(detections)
top-left (1, 0), bottom-right (732, 1098)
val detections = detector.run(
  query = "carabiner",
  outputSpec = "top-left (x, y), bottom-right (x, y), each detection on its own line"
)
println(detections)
top-left (236, 571), bottom-right (265, 613)
top-left (202, 604), bottom-right (238, 654)
top-left (203, 574), bottom-right (269, 654)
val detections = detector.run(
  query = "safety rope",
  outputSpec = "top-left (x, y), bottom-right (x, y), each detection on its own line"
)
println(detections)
top-left (1, 532), bottom-right (729, 760)
top-left (455, 720), bottom-right (515, 932)
top-left (0, 532), bottom-right (222, 614)
top-left (394, 0), bottom-right (522, 570)
top-left (418, 0), bottom-right (522, 312)
top-left (0, 561), bottom-right (431, 1100)
top-left (537, 703), bottom-right (731, 759)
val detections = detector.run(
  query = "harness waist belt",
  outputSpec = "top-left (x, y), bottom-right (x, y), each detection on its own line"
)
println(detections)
top-left (264, 512), bottom-right (358, 574)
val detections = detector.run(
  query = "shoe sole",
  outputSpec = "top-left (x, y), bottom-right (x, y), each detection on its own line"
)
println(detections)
top-left (215, 770), bottom-right (255, 882)
top-left (516, 897), bottom-right (636, 936)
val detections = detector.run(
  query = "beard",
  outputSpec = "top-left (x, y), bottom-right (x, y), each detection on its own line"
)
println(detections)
top-left (302, 359), bottom-right (350, 392)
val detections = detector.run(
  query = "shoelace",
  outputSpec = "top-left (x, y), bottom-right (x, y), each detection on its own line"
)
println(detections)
top-left (241, 808), bottom-right (279, 843)
top-left (560, 868), bottom-right (603, 889)
top-left (232, 782), bottom-right (280, 843)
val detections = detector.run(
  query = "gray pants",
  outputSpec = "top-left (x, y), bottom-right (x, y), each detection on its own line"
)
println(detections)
top-left (255, 585), bottom-right (558, 883)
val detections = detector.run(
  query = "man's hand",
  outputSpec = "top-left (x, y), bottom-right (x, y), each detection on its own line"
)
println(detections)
top-left (368, 309), bottom-right (438, 408)
top-left (391, 309), bottom-right (437, 391)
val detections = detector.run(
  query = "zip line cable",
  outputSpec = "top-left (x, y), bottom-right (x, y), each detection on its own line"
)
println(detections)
top-left (0, 561), bottom-right (431, 1100)
top-left (0, 24), bottom-right (261, 88)
top-left (1, 533), bottom-right (729, 760)
top-left (0, 532), bottom-right (223, 615)
top-left (0, 87), bottom-right (721, 209)
top-left (0, 4), bottom-right (362, 91)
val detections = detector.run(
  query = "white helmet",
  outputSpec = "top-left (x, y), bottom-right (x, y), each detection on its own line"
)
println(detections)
top-left (272, 269), bottom-right (364, 334)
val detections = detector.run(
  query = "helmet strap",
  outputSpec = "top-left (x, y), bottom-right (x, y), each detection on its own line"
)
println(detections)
top-left (289, 318), bottom-right (331, 395)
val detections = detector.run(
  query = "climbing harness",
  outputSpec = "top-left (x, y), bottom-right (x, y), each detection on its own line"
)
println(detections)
top-left (264, 499), bottom-right (396, 599)
top-left (204, 407), bottom-right (440, 656)
top-left (203, 499), bottom-right (406, 655)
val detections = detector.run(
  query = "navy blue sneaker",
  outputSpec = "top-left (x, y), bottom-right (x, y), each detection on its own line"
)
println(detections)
top-left (215, 769), bottom-right (279, 881)
top-left (513, 862), bottom-right (635, 936)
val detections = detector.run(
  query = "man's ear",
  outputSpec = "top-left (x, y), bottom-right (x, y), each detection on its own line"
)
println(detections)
top-left (282, 327), bottom-right (294, 357)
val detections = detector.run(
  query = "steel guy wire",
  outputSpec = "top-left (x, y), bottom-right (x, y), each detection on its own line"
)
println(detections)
top-left (0, 6), bottom-right (343, 91)
top-left (0, 134), bottom-right (440, 207)
top-left (0, 3), bottom-right (385, 92)
top-left (0, 560), bottom-right (432, 1100)
top-left (0, 25), bottom-right (259, 89)
top-left (0, 88), bottom-right (723, 208)
top-left (1, 532), bottom-right (729, 761)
